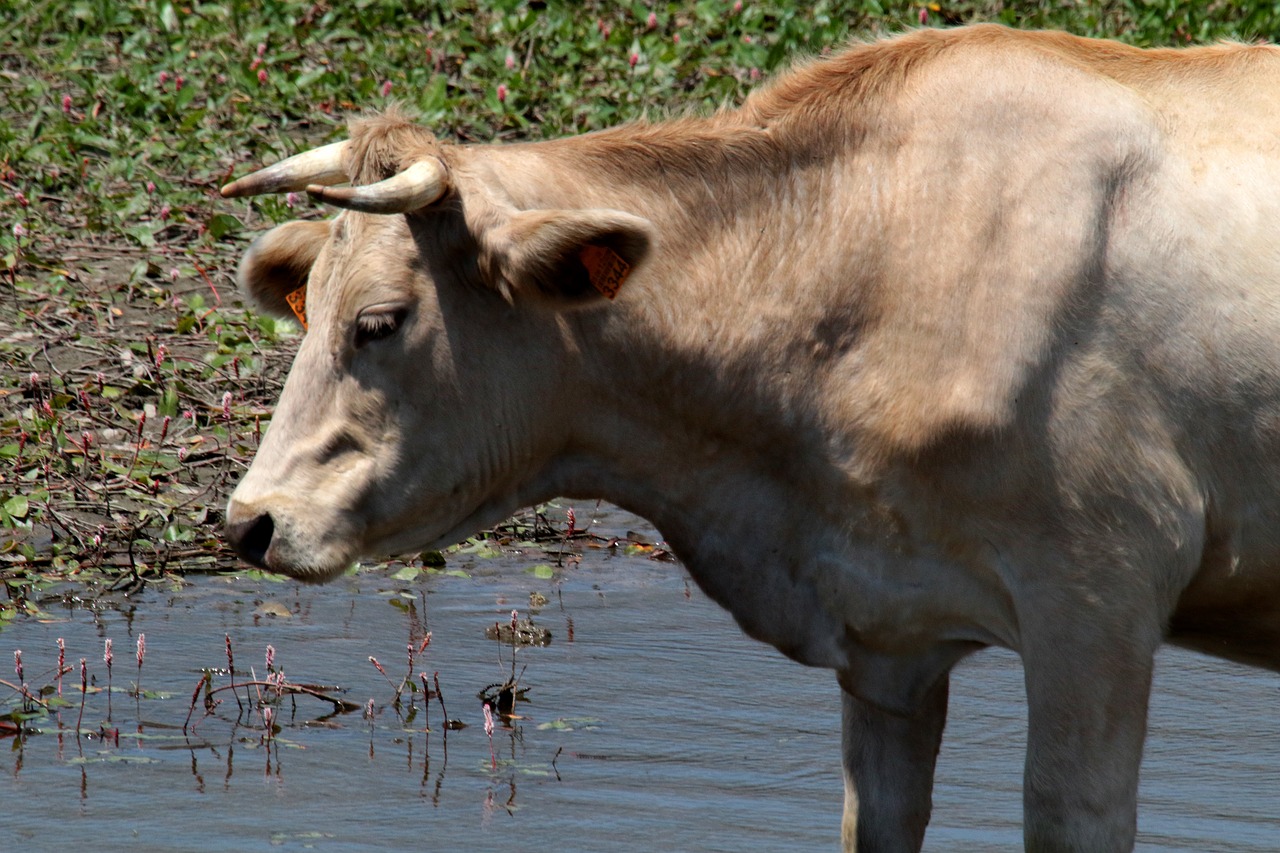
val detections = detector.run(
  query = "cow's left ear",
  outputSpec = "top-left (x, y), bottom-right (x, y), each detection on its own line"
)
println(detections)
top-left (237, 219), bottom-right (332, 321)
top-left (483, 208), bottom-right (653, 306)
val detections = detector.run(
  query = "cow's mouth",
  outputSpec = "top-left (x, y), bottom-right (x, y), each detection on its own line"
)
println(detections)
top-left (224, 499), bottom-right (363, 583)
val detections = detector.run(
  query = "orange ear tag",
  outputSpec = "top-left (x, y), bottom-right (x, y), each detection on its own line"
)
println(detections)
top-left (579, 244), bottom-right (631, 300)
top-left (284, 286), bottom-right (308, 331)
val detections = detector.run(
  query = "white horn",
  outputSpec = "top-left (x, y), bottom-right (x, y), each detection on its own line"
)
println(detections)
top-left (306, 158), bottom-right (447, 214)
top-left (220, 141), bottom-right (350, 198)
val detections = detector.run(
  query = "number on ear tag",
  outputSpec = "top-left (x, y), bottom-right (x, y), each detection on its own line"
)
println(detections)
top-left (579, 245), bottom-right (631, 300)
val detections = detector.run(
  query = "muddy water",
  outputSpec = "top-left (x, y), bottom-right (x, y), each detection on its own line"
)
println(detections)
top-left (0, 507), bottom-right (1276, 852)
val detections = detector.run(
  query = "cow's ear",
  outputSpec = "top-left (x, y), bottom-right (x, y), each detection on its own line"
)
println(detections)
top-left (485, 208), bottom-right (653, 306)
top-left (237, 219), bottom-right (332, 320)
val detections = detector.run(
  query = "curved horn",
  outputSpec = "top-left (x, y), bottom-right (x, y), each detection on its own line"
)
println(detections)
top-left (306, 158), bottom-right (448, 214)
top-left (220, 141), bottom-right (350, 199)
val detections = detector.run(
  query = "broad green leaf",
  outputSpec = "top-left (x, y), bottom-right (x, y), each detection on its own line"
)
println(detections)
top-left (207, 213), bottom-right (242, 240)
top-left (3, 496), bottom-right (28, 519)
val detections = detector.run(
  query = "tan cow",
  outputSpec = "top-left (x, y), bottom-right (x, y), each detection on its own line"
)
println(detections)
top-left (220, 24), bottom-right (1280, 851)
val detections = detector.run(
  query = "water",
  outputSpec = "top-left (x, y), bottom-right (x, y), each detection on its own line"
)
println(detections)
top-left (1, 507), bottom-right (1276, 851)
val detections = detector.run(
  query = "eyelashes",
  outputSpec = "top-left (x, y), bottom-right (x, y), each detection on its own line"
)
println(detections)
top-left (354, 306), bottom-right (409, 348)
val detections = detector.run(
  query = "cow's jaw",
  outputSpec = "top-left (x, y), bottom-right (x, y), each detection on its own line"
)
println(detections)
top-left (225, 338), bottom-right (553, 582)
top-left (227, 455), bottom-right (534, 582)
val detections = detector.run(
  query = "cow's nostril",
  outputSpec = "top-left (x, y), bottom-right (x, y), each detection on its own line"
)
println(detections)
top-left (228, 512), bottom-right (275, 569)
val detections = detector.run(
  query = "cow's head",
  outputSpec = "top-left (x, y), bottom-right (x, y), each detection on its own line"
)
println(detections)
top-left (221, 114), bottom-right (653, 581)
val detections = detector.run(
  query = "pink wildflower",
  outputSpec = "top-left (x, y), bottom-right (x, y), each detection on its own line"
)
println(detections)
top-left (146, 180), bottom-right (156, 194)
top-left (265, 645), bottom-right (275, 671)
top-left (733, 0), bottom-right (742, 12)
top-left (257, 42), bottom-right (267, 57)
top-left (221, 391), bottom-right (232, 420)
top-left (169, 267), bottom-right (179, 282)
top-left (285, 191), bottom-right (299, 208)
top-left (496, 83), bottom-right (507, 103)
top-left (12, 223), bottom-right (26, 239)
top-left (14, 190), bottom-right (28, 207)
top-left (484, 703), bottom-right (496, 769)
top-left (104, 639), bottom-right (113, 669)
top-left (647, 12), bottom-right (657, 30)
top-left (158, 71), bottom-right (170, 87)
top-left (505, 52), bottom-right (515, 70)
top-left (257, 68), bottom-right (268, 85)
top-left (174, 75), bottom-right (184, 91)
top-left (159, 203), bottom-right (171, 221)
top-left (136, 633), bottom-right (146, 668)
top-left (919, 7), bottom-right (928, 24)
top-left (629, 51), bottom-right (639, 68)
top-left (381, 80), bottom-right (393, 97)
top-left (14, 650), bottom-right (22, 683)
top-left (62, 95), bottom-right (72, 115)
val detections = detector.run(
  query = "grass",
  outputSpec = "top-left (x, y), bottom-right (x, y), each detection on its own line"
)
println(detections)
top-left (3, 0), bottom-right (1280, 619)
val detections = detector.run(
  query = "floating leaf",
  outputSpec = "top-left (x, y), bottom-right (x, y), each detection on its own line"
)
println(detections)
top-left (526, 563), bottom-right (555, 579)
top-left (536, 717), bottom-right (602, 732)
top-left (391, 565), bottom-right (420, 582)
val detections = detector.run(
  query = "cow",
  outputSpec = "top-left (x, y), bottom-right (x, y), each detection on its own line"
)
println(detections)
top-left (219, 23), bottom-right (1280, 851)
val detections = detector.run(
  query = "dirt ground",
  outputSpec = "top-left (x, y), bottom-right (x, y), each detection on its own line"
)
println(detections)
top-left (1, 227), bottom-right (297, 596)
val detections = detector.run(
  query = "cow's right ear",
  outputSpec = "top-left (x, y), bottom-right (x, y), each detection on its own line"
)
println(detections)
top-left (480, 207), bottom-right (653, 307)
top-left (237, 220), bottom-right (332, 321)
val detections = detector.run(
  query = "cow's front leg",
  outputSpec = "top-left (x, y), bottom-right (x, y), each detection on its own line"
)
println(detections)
top-left (840, 674), bottom-right (949, 853)
top-left (1021, 624), bottom-right (1158, 852)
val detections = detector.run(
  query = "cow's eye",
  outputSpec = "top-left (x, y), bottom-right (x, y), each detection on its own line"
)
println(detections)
top-left (354, 306), bottom-right (408, 348)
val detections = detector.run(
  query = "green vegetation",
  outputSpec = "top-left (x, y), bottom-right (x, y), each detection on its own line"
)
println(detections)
top-left (3, 1), bottom-right (1279, 615)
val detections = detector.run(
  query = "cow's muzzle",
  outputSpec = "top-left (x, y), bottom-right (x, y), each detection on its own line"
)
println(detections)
top-left (225, 510), bottom-right (275, 570)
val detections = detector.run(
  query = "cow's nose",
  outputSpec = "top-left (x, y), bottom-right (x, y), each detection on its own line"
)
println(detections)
top-left (226, 511), bottom-right (275, 569)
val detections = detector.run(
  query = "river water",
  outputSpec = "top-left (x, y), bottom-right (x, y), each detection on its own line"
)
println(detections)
top-left (0, 507), bottom-right (1276, 851)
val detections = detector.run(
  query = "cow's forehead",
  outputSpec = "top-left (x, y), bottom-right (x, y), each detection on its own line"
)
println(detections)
top-left (313, 213), bottom-right (421, 312)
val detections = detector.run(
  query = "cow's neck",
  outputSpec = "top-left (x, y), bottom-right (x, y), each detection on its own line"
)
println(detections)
top-left (463, 129), bottom-right (911, 673)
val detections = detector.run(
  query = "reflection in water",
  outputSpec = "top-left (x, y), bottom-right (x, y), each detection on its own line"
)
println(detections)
top-left (0, 514), bottom-right (1277, 852)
